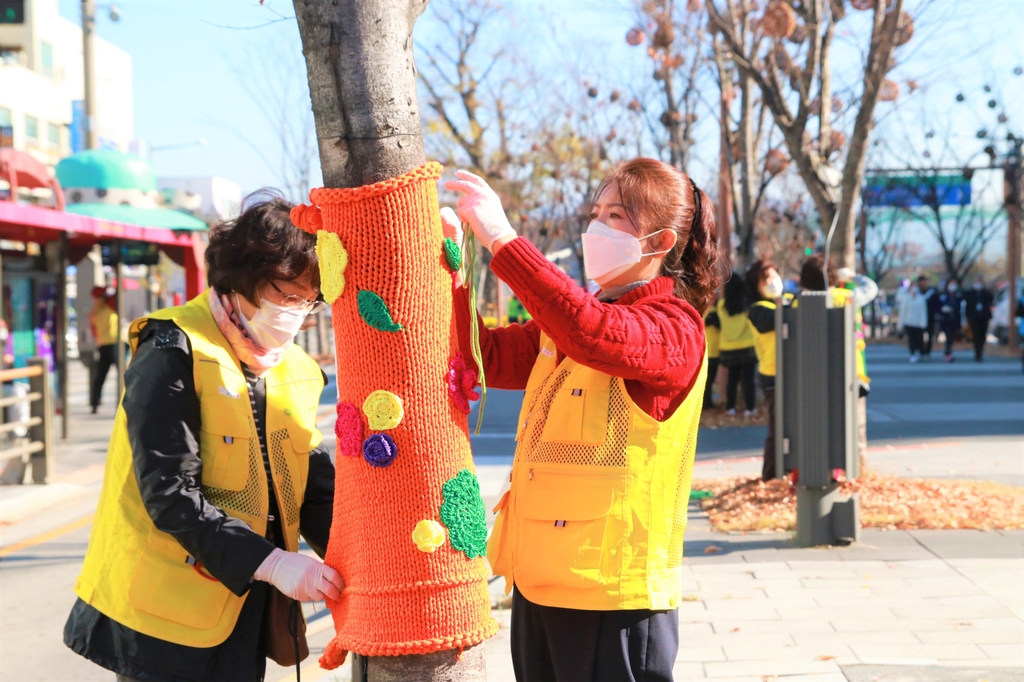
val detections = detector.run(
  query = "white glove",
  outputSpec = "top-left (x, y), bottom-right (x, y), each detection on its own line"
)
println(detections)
top-left (254, 548), bottom-right (344, 602)
top-left (443, 170), bottom-right (517, 251)
top-left (439, 207), bottom-right (466, 288)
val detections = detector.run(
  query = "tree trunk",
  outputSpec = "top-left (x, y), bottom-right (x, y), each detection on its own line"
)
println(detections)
top-left (292, 2), bottom-right (491, 680)
top-left (293, 0), bottom-right (428, 188)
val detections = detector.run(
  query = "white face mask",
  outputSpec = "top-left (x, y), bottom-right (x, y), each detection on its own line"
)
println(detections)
top-left (581, 221), bottom-right (670, 286)
top-left (762, 273), bottom-right (784, 299)
top-left (235, 293), bottom-right (307, 351)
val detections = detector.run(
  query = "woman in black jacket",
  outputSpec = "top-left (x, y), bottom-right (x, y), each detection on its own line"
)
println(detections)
top-left (64, 196), bottom-right (340, 682)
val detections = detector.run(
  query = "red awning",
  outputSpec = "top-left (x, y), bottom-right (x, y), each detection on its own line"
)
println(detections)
top-left (0, 202), bottom-right (206, 299)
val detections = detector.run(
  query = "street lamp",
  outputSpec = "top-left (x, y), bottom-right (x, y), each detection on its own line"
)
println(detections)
top-left (80, 1), bottom-right (121, 151)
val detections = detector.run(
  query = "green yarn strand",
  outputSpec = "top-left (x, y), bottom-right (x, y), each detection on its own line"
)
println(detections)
top-left (462, 226), bottom-right (487, 435)
top-left (357, 290), bottom-right (403, 332)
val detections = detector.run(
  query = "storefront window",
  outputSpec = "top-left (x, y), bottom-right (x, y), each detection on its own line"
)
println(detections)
top-left (40, 41), bottom-right (53, 78)
top-left (25, 114), bottom-right (38, 140)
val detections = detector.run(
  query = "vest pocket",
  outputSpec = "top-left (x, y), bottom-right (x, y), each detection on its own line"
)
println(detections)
top-left (199, 428), bottom-right (250, 492)
top-left (514, 473), bottom-right (621, 589)
top-left (128, 529), bottom-right (232, 631)
top-left (540, 374), bottom-right (611, 446)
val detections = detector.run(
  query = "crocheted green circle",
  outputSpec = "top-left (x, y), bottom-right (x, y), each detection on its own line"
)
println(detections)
top-left (439, 468), bottom-right (488, 560)
top-left (357, 290), bottom-right (403, 332)
top-left (443, 237), bottom-right (462, 273)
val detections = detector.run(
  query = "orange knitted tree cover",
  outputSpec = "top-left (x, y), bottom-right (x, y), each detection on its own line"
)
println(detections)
top-left (290, 162), bottom-right (496, 668)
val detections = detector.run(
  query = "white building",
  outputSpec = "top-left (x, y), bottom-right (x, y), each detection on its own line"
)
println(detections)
top-left (157, 177), bottom-right (242, 223)
top-left (0, 0), bottom-right (133, 168)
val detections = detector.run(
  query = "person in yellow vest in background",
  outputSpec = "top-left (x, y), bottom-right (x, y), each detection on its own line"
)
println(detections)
top-left (717, 271), bottom-right (758, 417)
top-left (445, 158), bottom-right (720, 681)
top-left (703, 306), bottom-right (721, 408)
top-left (799, 255), bottom-right (878, 458)
top-left (65, 197), bottom-right (343, 682)
top-left (89, 286), bottom-right (126, 414)
top-left (745, 259), bottom-right (784, 480)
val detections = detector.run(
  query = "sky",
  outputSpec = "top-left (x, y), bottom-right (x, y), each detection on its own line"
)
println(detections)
top-left (57, 0), bottom-right (1024, 208)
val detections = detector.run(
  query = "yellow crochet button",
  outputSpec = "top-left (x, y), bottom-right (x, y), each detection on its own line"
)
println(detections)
top-left (669, 596), bottom-right (678, 608)
top-left (412, 519), bottom-right (446, 553)
top-left (362, 390), bottom-right (404, 430)
top-left (315, 230), bottom-right (348, 304)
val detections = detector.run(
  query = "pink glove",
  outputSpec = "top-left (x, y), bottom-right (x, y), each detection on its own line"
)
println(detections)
top-left (254, 548), bottom-right (344, 602)
top-left (443, 170), bottom-right (517, 251)
top-left (439, 206), bottom-right (466, 288)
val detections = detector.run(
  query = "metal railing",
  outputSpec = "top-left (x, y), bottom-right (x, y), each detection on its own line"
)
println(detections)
top-left (0, 358), bottom-right (55, 484)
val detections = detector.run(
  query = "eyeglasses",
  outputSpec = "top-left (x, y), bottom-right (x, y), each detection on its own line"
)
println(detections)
top-left (268, 281), bottom-right (327, 314)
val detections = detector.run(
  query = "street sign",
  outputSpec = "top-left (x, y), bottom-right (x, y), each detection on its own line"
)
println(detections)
top-left (863, 173), bottom-right (971, 208)
top-left (101, 241), bottom-right (160, 266)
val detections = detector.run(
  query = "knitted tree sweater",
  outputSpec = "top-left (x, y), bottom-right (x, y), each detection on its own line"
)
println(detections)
top-left (455, 237), bottom-right (706, 421)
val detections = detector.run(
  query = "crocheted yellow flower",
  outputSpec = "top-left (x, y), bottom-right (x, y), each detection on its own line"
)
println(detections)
top-left (316, 230), bottom-right (348, 304)
top-left (362, 390), bottom-right (404, 430)
top-left (412, 519), bottom-right (446, 553)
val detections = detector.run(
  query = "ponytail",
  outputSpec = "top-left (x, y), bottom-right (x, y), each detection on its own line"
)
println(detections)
top-left (661, 182), bottom-right (722, 315)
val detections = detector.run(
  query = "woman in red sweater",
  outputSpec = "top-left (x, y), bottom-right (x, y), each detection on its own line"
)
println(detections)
top-left (445, 158), bottom-right (720, 682)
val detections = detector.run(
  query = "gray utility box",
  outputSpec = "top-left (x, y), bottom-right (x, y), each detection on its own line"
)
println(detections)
top-left (774, 291), bottom-right (861, 546)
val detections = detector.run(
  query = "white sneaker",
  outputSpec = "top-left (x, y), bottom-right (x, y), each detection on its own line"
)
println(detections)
top-left (910, 353), bottom-right (919, 363)
top-left (726, 408), bottom-right (736, 417)
top-left (743, 409), bottom-right (757, 419)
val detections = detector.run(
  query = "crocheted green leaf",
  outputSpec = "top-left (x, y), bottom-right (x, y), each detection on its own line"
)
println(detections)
top-left (357, 290), bottom-right (403, 332)
top-left (443, 237), bottom-right (462, 273)
top-left (439, 469), bottom-right (488, 559)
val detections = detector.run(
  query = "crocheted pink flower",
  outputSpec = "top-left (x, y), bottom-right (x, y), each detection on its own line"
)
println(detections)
top-left (335, 401), bottom-right (363, 457)
top-left (447, 353), bottom-right (480, 415)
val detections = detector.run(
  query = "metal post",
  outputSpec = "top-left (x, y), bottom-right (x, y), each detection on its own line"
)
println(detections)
top-left (27, 358), bottom-right (54, 483)
top-left (57, 234), bottom-right (69, 439)
top-left (1006, 142), bottom-right (1021, 352)
top-left (773, 298), bottom-right (785, 480)
top-left (81, 1), bottom-right (98, 150)
top-left (114, 242), bottom-right (126, 402)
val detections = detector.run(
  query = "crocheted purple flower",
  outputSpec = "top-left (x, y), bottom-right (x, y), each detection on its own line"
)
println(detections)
top-left (363, 433), bottom-right (398, 468)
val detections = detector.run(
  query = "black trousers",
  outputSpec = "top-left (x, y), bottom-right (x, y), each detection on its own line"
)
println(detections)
top-left (726, 362), bottom-right (756, 412)
top-left (941, 323), bottom-right (957, 356)
top-left (906, 327), bottom-right (925, 356)
top-left (90, 344), bottom-right (119, 408)
top-left (511, 588), bottom-right (678, 682)
top-left (968, 318), bottom-right (989, 360)
top-left (924, 320), bottom-right (936, 356)
top-left (762, 387), bottom-right (776, 480)
top-left (703, 358), bottom-right (719, 408)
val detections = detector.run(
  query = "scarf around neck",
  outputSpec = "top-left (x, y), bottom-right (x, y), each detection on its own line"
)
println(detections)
top-left (207, 290), bottom-right (287, 375)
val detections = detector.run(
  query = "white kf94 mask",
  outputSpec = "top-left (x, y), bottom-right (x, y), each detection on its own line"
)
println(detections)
top-left (581, 221), bottom-right (670, 286)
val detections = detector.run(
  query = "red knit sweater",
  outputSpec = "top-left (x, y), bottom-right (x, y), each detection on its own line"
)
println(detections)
top-left (454, 237), bottom-right (706, 421)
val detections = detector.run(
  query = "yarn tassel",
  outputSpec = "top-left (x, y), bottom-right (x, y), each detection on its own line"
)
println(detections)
top-left (462, 226), bottom-right (487, 435)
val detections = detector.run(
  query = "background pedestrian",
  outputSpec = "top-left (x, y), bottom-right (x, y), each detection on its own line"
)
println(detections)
top-left (963, 276), bottom-right (994, 361)
top-left (935, 278), bottom-right (963, 362)
top-left (718, 271), bottom-right (757, 418)
top-left (745, 258), bottom-right (782, 480)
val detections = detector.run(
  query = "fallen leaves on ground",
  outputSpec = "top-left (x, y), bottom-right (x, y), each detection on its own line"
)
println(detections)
top-left (693, 471), bottom-right (1024, 532)
top-left (699, 406), bottom-right (768, 428)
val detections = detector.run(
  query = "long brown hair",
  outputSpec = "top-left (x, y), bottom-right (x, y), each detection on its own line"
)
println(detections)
top-left (593, 158), bottom-right (722, 314)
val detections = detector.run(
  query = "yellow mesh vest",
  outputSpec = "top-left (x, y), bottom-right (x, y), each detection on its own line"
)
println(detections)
top-left (74, 291), bottom-right (323, 647)
top-left (749, 300), bottom-right (777, 377)
top-left (716, 299), bottom-right (754, 351)
top-left (488, 333), bottom-right (707, 611)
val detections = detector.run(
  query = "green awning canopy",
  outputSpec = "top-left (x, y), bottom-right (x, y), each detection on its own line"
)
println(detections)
top-left (65, 203), bottom-right (208, 231)
top-left (55, 149), bottom-right (158, 191)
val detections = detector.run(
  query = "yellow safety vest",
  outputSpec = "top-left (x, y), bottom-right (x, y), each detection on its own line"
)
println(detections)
top-left (487, 333), bottom-right (707, 611)
top-left (716, 299), bottom-right (754, 351)
top-left (749, 300), bottom-right (776, 377)
top-left (74, 291), bottom-right (324, 648)
top-left (703, 310), bottom-right (720, 360)
top-left (91, 302), bottom-right (121, 346)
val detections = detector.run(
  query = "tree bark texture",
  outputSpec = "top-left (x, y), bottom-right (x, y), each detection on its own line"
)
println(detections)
top-left (293, 0), bottom-right (429, 188)
top-left (291, 3), bottom-right (493, 680)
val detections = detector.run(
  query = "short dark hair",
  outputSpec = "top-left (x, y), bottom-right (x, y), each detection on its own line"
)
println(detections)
top-left (205, 192), bottom-right (319, 304)
top-left (745, 258), bottom-right (777, 301)
top-left (723, 271), bottom-right (747, 316)
top-left (799, 254), bottom-right (837, 292)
